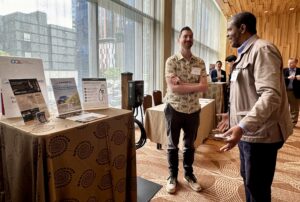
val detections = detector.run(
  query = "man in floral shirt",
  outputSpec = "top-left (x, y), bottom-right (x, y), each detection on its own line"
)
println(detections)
top-left (164, 26), bottom-right (208, 194)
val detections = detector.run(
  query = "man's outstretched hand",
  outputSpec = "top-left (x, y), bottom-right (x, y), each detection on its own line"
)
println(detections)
top-left (216, 113), bottom-right (229, 132)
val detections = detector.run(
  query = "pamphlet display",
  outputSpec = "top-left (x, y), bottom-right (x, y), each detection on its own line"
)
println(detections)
top-left (9, 78), bottom-right (49, 124)
top-left (82, 78), bottom-right (109, 110)
top-left (51, 78), bottom-right (81, 115)
top-left (0, 56), bottom-right (49, 118)
top-left (51, 77), bottom-right (107, 122)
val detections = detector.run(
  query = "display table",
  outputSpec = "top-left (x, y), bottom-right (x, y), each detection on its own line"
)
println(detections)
top-left (201, 82), bottom-right (227, 114)
top-left (144, 99), bottom-right (215, 148)
top-left (0, 108), bottom-right (136, 202)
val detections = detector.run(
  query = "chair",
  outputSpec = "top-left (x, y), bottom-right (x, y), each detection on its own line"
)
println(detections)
top-left (152, 90), bottom-right (163, 150)
top-left (143, 94), bottom-right (153, 113)
top-left (152, 90), bottom-right (162, 106)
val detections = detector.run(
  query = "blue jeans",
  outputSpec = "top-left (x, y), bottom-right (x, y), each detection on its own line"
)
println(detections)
top-left (238, 141), bottom-right (283, 202)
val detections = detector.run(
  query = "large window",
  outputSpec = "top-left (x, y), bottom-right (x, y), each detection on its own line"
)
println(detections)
top-left (0, 0), bottom-right (157, 109)
top-left (0, 0), bottom-right (223, 110)
top-left (172, 0), bottom-right (222, 72)
top-left (97, 0), bottom-right (156, 107)
top-left (0, 0), bottom-right (88, 110)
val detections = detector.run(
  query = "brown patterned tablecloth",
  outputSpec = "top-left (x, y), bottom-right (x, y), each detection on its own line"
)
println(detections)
top-left (144, 99), bottom-right (215, 148)
top-left (0, 108), bottom-right (136, 202)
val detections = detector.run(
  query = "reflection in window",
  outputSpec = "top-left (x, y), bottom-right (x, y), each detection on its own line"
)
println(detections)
top-left (98, 0), bottom-right (155, 107)
top-left (24, 52), bottom-right (32, 57)
top-left (0, 0), bottom-right (156, 110)
top-left (0, 0), bottom-right (88, 111)
top-left (24, 33), bottom-right (31, 41)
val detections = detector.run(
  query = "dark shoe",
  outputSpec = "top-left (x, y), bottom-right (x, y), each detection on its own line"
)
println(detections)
top-left (184, 174), bottom-right (201, 192)
top-left (166, 176), bottom-right (177, 194)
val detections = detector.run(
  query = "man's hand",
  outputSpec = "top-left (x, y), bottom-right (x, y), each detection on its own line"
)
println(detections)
top-left (219, 125), bottom-right (243, 152)
top-left (171, 76), bottom-right (181, 85)
top-left (216, 113), bottom-right (229, 132)
top-left (288, 75), bottom-right (295, 80)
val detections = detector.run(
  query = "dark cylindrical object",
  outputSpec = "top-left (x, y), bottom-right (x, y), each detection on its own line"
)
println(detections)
top-left (128, 80), bottom-right (144, 108)
top-left (121, 72), bottom-right (133, 109)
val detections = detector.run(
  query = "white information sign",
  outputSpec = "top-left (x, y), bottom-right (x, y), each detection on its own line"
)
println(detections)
top-left (0, 56), bottom-right (49, 118)
top-left (82, 78), bottom-right (109, 110)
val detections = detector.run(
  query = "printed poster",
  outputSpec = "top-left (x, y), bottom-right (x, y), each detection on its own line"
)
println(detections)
top-left (9, 78), bottom-right (49, 124)
top-left (50, 78), bottom-right (81, 115)
top-left (0, 56), bottom-right (48, 118)
top-left (82, 78), bottom-right (109, 110)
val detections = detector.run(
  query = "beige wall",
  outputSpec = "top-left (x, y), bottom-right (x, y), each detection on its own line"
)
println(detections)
top-left (161, 0), bottom-right (172, 94)
top-left (219, 13), bottom-right (228, 72)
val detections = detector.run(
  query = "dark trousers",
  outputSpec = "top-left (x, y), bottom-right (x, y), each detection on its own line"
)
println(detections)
top-left (238, 141), bottom-right (283, 202)
top-left (287, 90), bottom-right (300, 124)
top-left (164, 104), bottom-right (200, 177)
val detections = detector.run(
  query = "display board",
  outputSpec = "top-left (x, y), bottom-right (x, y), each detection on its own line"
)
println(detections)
top-left (82, 78), bottom-right (109, 110)
top-left (9, 78), bottom-right (49, 124)
top-left (0, 56), bottom-right (49, 118)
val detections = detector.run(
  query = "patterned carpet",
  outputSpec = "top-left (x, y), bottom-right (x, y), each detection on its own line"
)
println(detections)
top-left (136, 119), bottom-right (300, 202)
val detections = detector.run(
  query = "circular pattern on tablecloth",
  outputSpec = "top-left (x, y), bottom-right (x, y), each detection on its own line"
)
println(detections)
top-left (94, 122), bottom-right (110, 139)
top-left (127, 117), bottom-right (134, 130)
top-left (111, 130), bottom-right (126, 145)
top-left (73, 141), bottom-right (94, 159)
top-left (54, 167), bottom-right (75, 188)
top-left (86, 196), bottom-right (98, 202)
top-left (98, 173), bottom-right (112, 190)
top-left (59, 199), bottom-right (79, 202)
top-left (96, 148), bottom-right (109, 165)
top-left (113, 155), bottom-right (126, 169)
top-left (115, 178), bottom-right (125, 193)
top-left (78, 169), bottom-right (95, 188)
top-left (48, 135), bottom-right (70, 158)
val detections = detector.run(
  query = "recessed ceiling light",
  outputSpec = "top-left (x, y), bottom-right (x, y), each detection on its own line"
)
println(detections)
top-left (289, 7), bottom-right (295, 11)
top-left (264, 10), bottom-right (269, 13)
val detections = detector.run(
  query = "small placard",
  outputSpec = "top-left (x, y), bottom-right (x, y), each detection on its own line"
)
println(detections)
top-left (82, 78), bottom-right (109, 110)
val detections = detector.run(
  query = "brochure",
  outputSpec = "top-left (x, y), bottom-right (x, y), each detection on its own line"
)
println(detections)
top-left (51, 77), bottom-right (107, 122)
top-left (66, 112), bottom-right (107, 123)
top-left (51, 78), bottom-right (82, 115)
top-left (9, 78), bottom-right (49, 124)
top-left (82, 78), bottom-right (109, 110)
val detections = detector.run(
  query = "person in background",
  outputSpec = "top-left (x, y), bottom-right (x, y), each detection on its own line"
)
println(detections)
top-left (222, 55), bottom-right (237, 114)
top-left (209, 64), bottom-right (215, 76)
top-left (211, 61), bottom-right (226, 82)
top-left (164, 26), bottom-right (208, 194)
top-left (214, 55), bottom-right (237, 130)
top-left (283, 58), bottom-right (300, 127)
top-left (225, 55), bottom-right (237, 74)
top-left (219, 12), bottom-right (293, 202)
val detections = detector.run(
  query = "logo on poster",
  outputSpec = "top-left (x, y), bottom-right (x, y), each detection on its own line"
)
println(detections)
top-left (10, 59), bottom-right (21, 64)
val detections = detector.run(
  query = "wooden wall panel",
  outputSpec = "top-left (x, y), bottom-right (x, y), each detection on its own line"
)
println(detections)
top-left (225, 11), bottom-right (300, 68)
top-left (258, 12), bottom-right (300, 64)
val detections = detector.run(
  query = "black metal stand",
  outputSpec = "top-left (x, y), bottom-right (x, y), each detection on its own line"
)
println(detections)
top-left (132, 105), bottom-right (147, 150)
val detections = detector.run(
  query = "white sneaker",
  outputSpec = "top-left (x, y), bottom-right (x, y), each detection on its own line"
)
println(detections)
top-left (166, 176), bottom-right (177, 194)
top-left (184, 174), bottom-right (202, 192)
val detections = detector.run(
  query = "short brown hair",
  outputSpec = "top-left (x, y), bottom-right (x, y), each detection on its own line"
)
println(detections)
top-left (288, 58), bottom-right (298, 63)
top-left (179, 26), bottom-right (193, 37)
